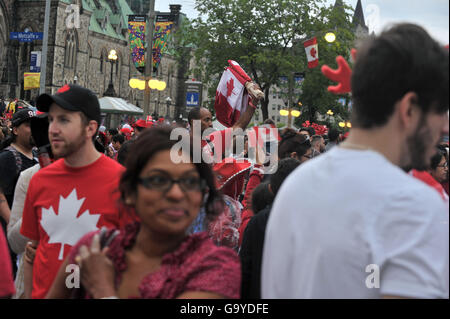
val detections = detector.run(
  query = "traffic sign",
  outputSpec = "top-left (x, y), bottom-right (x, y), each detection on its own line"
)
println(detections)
top-left (10, 32), bottom-right (43, 42)
top-left (30, 51), bottom-right (41, 72)
top-left (186, 92), bottom-right (199, 107)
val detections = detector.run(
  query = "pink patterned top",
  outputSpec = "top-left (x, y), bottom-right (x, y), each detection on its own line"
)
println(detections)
top-left (68, 222), bottom-right (241, 299)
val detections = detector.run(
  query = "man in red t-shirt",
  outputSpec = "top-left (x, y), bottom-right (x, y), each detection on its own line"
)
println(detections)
top-left (20, 84), bottom-right (135, 298)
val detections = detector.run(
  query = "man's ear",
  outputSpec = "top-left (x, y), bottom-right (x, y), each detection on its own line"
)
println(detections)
top-left (290, 152), bottom-right (298, 159)
top-left (397, 92), bottom-right (421, 132)
top-left (86, 120), bottom-right (98, 139)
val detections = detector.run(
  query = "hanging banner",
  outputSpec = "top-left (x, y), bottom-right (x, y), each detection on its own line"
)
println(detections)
top-left (152, 14), bottom-right (175, 71)
top-left (128, 15), bottom-right (147, 73)
top-left (24, 72), bottom-right (40, 90)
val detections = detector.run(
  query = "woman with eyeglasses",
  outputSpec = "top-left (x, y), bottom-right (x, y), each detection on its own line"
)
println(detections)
top-left (46, 126), bottom-right (240, 299)
top-left (278, 128), bottom-right (313, 163)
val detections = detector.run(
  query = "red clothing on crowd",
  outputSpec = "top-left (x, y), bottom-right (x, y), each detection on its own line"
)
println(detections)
top-left (68, 222), bottom-right (241, 299)
top-left (21, 155), bottom-right (135, 299)
top-left (410, 169), bottom-right (449, 201)
top-left (0, 226), bottom-right (15, 297)
top-left (238, 166), bottom-right (264, 246)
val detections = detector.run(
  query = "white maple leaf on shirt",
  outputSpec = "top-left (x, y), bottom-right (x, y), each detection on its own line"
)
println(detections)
top-left (40, 188), bottom-right (100, 260)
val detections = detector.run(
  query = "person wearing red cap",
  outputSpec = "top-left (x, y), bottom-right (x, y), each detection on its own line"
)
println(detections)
top-left (133, 119), bottom-right (152, 139)
top-left (119, 127), bottom-right (132, 141)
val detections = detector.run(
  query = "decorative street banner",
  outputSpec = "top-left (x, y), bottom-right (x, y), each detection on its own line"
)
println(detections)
top-left (24, 72), bottom-right (40, 90)
top-left (128, 15), bottom-right (147, 73)
top-left (152, 14), bottom-right (175, 71)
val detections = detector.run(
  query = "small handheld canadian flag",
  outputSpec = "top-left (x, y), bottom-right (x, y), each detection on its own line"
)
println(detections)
top-left (304, 37), bottom-right (319, 69)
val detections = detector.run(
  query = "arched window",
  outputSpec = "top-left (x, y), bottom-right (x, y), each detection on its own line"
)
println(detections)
top-left (64, 31), bottom-right (77, 69)
top-left (100, 49), bottom-right (107, 73)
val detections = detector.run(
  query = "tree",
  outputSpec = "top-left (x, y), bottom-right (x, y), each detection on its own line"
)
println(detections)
top-left (180, 0), bottom-right (355, 123)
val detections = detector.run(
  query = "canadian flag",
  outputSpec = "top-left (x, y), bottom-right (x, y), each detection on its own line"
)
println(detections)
top-left (214, 60), bottom-right (251, 127)
top-left (304, 37), bottom-right (319, 69)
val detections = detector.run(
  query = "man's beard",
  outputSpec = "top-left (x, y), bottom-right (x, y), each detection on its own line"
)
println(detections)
top-left (402, 116), bottom-right (435, 171)
top-left (51, 130), bottom-right (87, 158)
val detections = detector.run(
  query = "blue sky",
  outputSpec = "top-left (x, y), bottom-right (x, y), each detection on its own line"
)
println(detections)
top-left (155, 0), bottom-right (449, 45)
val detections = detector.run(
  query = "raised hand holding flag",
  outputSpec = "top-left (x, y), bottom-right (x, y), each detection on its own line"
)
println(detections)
top-left (214, 60), bottom-right (264, 128)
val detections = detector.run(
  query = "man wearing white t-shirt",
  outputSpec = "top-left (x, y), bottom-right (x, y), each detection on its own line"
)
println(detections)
top-left (262, 23), bottom-right (449, 299)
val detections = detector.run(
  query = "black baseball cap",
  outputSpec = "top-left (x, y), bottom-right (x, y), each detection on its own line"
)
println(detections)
top-left (12, 108), bottom-right (36, 127)
top-left (36, 84), bottom-right (101, 124)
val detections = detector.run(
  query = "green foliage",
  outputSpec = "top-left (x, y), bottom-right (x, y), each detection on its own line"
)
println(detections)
top-left (177, 0), bottom-right (356, 122)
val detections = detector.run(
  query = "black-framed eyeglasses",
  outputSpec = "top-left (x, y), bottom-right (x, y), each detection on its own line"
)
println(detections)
top-left (437, 162), bottom-right (448, 168)
top-left (138, 174), bottom-right (206, 193)
top-left (302, 154), bottom-right (312, 159)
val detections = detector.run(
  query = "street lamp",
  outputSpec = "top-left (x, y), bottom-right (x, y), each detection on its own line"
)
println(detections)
top-left (280, 109), bottom-right (301, 126)
top-left (339, 121), bottom-right (352, 129)
top-left (129, 78), bottom-right (167, 113)
top-left (324, 32), bottom-right (336, 43)
top-left (104, 49), bottom-right (118, 97)
top-left (165, 96), bottom-right (172, 119)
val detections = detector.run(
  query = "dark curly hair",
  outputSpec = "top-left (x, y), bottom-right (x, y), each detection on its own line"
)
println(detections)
top-left (119, 125), bottom-right (223, 222)
top-left (278, 129), bottom-right (311, 159)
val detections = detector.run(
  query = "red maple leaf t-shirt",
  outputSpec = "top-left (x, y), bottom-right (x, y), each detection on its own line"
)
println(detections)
top-left (20, 154), bottom-right (133, 299)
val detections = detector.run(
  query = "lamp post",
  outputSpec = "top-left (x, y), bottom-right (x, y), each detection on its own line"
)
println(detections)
top-left (104, 49), bottom-right (118, 97)
top-left (280, 109), bottom-right (301, 127)
top-left (339, 121), bottom-right (352, 130)
top-left (165, 96), bottom-right (172, 120)
top-left (129, 78), bottom-right (166, 111)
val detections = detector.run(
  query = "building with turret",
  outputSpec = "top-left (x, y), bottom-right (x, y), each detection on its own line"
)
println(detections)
top-left (0, 0), bottom-right (190, 123)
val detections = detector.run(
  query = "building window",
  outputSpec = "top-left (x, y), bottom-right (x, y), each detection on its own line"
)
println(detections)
top-left (100, 50), bottom-right (106, 73)
top-left (64, 31), bottom-right (77, 69)
top-left (277, 116), bottom-right (280, 122)
top-left (271, 116), bottom-right (275, 121)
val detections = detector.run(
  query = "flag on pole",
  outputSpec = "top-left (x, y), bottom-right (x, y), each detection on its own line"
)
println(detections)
top-left (304, 37), bottom-right (319, 69)
top-left (24, 73), bottom-right (40, 90)
top-left (214, 60), bottom-right (251, 128)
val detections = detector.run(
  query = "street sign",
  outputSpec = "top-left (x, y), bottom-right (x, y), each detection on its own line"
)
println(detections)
top-left (30, 51), bottom-right (42, 72)
top-left (10, 31), bottom-right (43, 42)
top-left (186, 92), bottom-right (199, 107)
top-left (184, 79), bottom-right (203, 108)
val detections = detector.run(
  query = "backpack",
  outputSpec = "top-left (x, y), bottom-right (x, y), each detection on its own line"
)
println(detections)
top-left (2, 146), bottom-right (23, 176)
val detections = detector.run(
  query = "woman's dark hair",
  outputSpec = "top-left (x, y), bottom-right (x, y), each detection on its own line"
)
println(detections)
top-left (278, 129), bottom-right (311, 159)
top-left (251, 182), bottom-right (274, 214)
top-left (117, 140), bottom-right (133, 166)
top-left (119, 125), bottom-right (223, 222)
top-left (352, 23), bottom-right (449, 129)
top-left (430, 146), bottom-right (447, 170)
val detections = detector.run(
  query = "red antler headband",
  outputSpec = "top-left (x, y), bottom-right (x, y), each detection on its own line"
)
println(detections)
top-left (321, 49), bottom-right (357, 95)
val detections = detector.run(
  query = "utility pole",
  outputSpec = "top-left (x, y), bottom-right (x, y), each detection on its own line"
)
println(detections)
top-left (39, 0), bottom-right (51, 94)
top-left (143, 0), bottom-right (156, 117)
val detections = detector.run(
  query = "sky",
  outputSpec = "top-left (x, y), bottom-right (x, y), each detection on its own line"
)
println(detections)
top-left (155, 0), bottom-right (449, 45)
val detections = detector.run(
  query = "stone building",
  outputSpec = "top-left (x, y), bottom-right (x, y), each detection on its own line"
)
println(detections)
top-left (0, 0), bottom-right (189, 122)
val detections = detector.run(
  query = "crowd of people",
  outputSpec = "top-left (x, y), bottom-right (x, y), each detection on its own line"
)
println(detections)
top-left (0, 23), bottom-right (448, 299)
